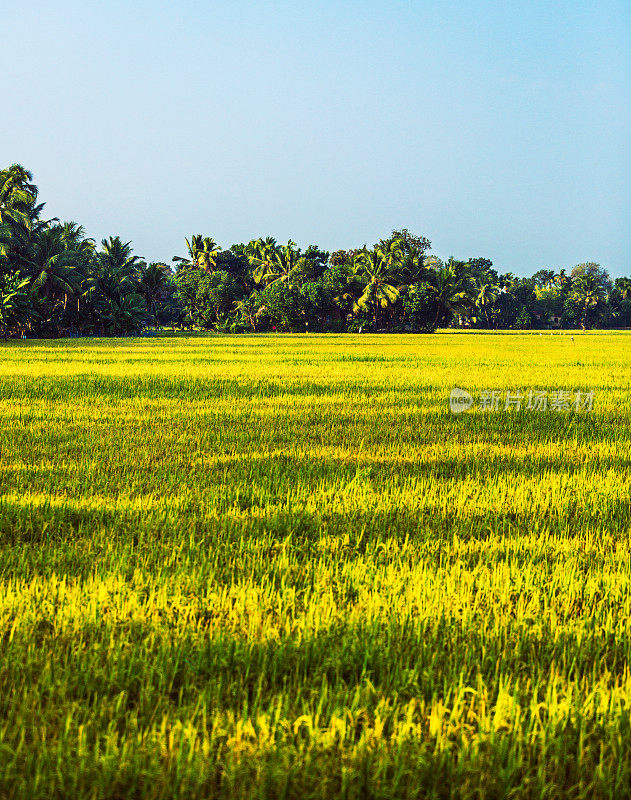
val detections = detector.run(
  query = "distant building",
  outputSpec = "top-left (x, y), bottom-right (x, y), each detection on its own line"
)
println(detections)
top-left (533, 312), bottom-right (562, 328)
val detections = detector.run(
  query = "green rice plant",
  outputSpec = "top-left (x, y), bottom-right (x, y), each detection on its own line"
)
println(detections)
top-left (0, 331), bottom-right (629, 798)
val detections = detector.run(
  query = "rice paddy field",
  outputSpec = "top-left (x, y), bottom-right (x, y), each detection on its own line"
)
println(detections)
top-left (1, 331), bottom-right (631, 799)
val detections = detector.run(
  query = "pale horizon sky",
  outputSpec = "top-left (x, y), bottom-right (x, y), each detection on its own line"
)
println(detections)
top-left (3, 0), bottom-right (630, 276)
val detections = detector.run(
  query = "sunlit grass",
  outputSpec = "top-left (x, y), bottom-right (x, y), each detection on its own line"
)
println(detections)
top-left (1, 332), bottom-right (630, 798)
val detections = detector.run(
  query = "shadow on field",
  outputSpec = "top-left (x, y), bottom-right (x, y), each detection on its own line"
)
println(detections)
top-left (0, 372), bottom-right (623, 404)
top-left (0, 479), bottom-right (626, 576)
top-left (8, 605), bottom-right (627, 716)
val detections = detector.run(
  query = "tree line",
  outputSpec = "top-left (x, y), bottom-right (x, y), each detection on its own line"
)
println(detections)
top-left (1, 164), bottom-right (627, 339)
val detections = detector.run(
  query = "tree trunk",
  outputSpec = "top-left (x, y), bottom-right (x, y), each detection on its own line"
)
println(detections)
top-left (1, 297), bottom-right (7, 342)
top-left (432, 304), bottom-right (442, 329)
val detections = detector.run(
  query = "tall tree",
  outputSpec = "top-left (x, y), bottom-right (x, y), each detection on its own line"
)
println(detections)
top-left (173, 236), bottom-right (221, 273)
top-left (0, 164), bottom-right (39, 233)
top-left (91, 237), bottom-right (142, 296)
top-left (426, 259), bottom-right (477, 328)
top-left (569, 273), bottom-right (608, 329)
top-left (571, 262), bottom-right (612, 294)
top-left (83, 237), bottom-right (146, 333)
top-left (243, 237), bottom-right (278, 286)
top-left (532, 269), bottom-right (557, 288)
top-left (352, 240), bottom-right (404, 330)
top-left (474, 278), bottom-right (501, 328)
top-left (615, 277), bottom-right (631, 300)
top-left (137, 262), bottom-right (173, 327)
top-left (250, 240), bottom-right (305, 288)
top-left (24, 227), bottom-right (83, 301)
top-left (377, 229), bottom-right (431, 260)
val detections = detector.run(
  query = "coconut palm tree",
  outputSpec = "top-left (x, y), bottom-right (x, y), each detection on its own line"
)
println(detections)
top-left (352, 240), bottom-right (404, 330)
top-left (330, 268), bottom-right (363, 320)
top-left (83, 237), bottom-right (143, 329)
top-left (82, 239), bottom-right (147, 334)
top-left (555, 268), bottom-right (572, 293)
top-left (137, 262), bottom-right (172, 327)
top-left (427, 259), bottom-right (477, 328)
top-left (87, 237), bottom-right (142, 296)
top-left (24, 227), bottom-right (83, 301)
top-left (615, 277), bottom-right (631, 300)
top-left (474, 278), bottom-right (500, 328)
top-left (0, 164), bottom-right (38, 233)
top-left (0, 222), bottom-right (13, 261)
top-left (571, 274), bottom-right (607, 329)
top-left (98, 236), bottom-right (142, 274)
top-left (173, 235), bottom-right (221, 273)
top-left (58, 221), bottom-right (95, 256)
top-left (251, 240), bottom-right (306, 288)
top-left (245, 237), bottom-right (281, 286)
top-left (44, 223), bottom-right (95, 324)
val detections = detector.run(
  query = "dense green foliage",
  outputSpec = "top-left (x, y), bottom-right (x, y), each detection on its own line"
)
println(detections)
top-left (1, 164), bottom-right (628, 338)
top-left (0, 332), bottom-right (630, 798)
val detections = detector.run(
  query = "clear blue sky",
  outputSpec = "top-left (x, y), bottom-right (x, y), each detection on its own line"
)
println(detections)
top-left (3, 0), bottom-right (630, 276)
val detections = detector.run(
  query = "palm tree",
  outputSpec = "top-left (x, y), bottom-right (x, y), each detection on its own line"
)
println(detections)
top-left (571, 274), bottom-right (607, 329)
top-left (58, 221), bottom-right (95, 256)
top-left (474, 278), bottom-right (500, 328)
top-left (258, 236), bottom-right (278, 251)
top-left (46, 223), bottom-right (95, 324)
top-left (615, 277), bottom-right (631, 300)
top-left (99, 236), bottom-right (142, 272)
top-left (0, 164), bottom-right (38, 233)
top-left (0, 223), bottom-right (17, 339)
top-left (84, 237), bottom-right (143, 330)
top-left (555, 268), bottom-right (572, 293)
top-left (0, 221), bottom-right (13, 260)
top-left (82, 239), bottom-right (147, 335)
top-left (245, 237), bottom-right (282, 286)
top-left (137, 262), bottom-right (172, 328)
top-left (0, 165), bottom-right (44, 273)
top-left (89, 237), bottom-right (142, 294)
top-left (499, 272), bottom-right (519, 292)
top-left (173, 235), bottom-right (221, 272)
top-left (427, 259), bottom-right (477, 328)
top-left (332, 272), bottom-right (363, 320)
top-left (24, 227), bottom-right (83, 302)
top-left (352, 240), bottom-right (404, 330)
top-left (172, 235), bottom-right (198, 270)
top-left (251, 240), bottom-right (305, 288)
